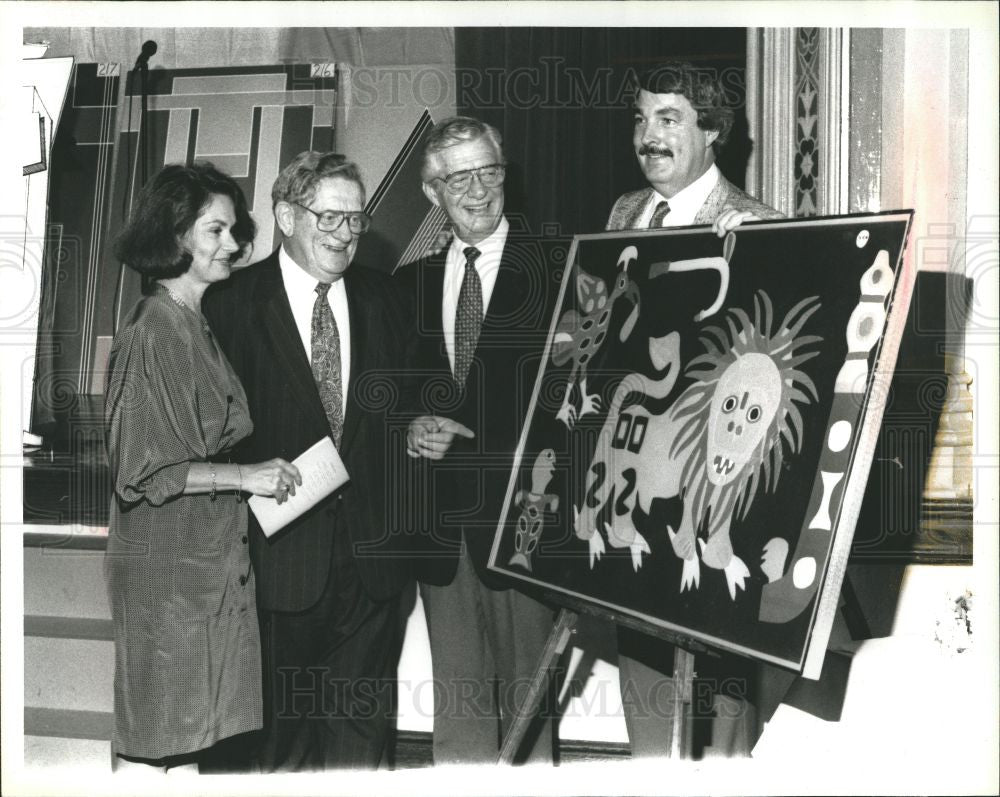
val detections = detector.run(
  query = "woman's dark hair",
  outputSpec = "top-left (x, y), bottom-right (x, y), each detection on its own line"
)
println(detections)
top-left (114, 162), bottom-right (257, 279)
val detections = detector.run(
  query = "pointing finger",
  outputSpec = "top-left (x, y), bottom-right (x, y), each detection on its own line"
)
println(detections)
top-left (436, 419), bottom-right (475, 439)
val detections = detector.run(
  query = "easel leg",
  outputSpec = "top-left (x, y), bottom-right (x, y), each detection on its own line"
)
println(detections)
top-left (668, 647), bottom-right (696, 760)
top-left (839, 571), bottom-right (873, 639)
top-left (497, 609), bottom-right (578, 765)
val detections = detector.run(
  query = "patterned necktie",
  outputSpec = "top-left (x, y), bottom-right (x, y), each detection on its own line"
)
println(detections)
top-left (311, 282), bottom-right (344, 445)
top-left (649, 200), bottom-right (671, 228)
top-left (453, 246), bottom-right (483, 388)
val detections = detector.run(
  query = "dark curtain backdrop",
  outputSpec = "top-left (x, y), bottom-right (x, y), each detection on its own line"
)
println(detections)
top-left (455, 28), bottom-right (749, 237)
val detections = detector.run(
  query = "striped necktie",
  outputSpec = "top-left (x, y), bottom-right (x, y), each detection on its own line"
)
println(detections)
top-left (649, 200), bottom-right (671, 228)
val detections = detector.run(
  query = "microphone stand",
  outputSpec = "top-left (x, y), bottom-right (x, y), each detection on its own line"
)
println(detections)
top-left (115, 41), bottom-right (157, 329)
top-left (123, 54), bottom-right (153, 299)
top-left (138, 59), bottom-right (149, 187)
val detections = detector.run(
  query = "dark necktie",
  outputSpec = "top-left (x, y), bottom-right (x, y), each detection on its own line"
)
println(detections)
top-left (649, 200), bottom-right (671, 228)
top-left (453, 246), bottom-right (483, 388)
top-left (311, 282), bottom-right (344, 445)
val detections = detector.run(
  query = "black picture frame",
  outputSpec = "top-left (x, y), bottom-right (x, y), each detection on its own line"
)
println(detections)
top-left (488, 211), bottom-right (915, 676)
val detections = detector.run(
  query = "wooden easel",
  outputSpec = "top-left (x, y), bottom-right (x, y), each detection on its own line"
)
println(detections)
top-left (497, 609), bottom-right (578, 764)
top-left (497, 606), bottom-right (703, 764)
top-left (497, 574), bottom-right (869, 764)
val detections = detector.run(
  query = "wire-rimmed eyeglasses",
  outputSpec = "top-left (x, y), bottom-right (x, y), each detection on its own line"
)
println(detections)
top-left (294, 202), bottom-right (371, 234)
top-left (434, 163), bottom-right (506, 195)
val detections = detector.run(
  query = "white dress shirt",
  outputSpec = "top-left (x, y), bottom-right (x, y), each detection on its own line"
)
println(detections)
top-left (442, 215), bottom-right (509, 373)
top-left (638, 163), bottom-right (721, 228)
top-left (279, 244), bottom-right (350, 414)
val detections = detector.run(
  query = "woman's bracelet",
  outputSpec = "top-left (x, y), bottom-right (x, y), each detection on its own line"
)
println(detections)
top-left (236, 464), bottom-right (243, 503)
top-left (209, 464), bottom-right (217, 501)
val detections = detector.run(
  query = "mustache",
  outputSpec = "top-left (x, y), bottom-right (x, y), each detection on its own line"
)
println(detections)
top-left (639, 144), bottom-right (673, 157)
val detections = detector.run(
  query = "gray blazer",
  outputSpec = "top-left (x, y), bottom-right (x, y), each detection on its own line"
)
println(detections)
top-left (606, 173), bottom-right (783, 230)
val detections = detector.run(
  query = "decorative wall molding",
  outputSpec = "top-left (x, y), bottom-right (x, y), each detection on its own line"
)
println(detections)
top-left (847, 29), bottom-right (884, 213)
top-left (748, 28), bottom-right (850, 217)
top-left (817, 28), bottom-right (850, 215)
top-left (746, 28), bottom-right (796, 215)
top-left (747, 28), bottom-right (972, 564)
top-left (794, 27), bottom-right (820, 216)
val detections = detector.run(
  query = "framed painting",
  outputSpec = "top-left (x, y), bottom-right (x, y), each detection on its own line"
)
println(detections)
top-left (488, 212), bottom-right (914, 677)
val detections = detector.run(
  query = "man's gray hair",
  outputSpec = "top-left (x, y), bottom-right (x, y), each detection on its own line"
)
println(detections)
top-left (271, 151), bottom-right (365, 209)
top-left (421, 116), bottom-right (504, 183)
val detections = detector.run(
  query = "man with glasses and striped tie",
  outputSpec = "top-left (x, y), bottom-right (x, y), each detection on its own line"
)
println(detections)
top-left (607, 62), bottom-right (783, 761)
top-left (398, 117), bottom-right (562, 765)
top-left (203, 152), bottom-right (413, 771)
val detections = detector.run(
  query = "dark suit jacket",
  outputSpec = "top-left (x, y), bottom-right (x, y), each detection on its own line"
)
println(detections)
top-left (204, 250), bottom-right (412, 613)
top-left (606, 172), bottom-right (784, 230)
top-left (396, 225), bottom-right (562, 588)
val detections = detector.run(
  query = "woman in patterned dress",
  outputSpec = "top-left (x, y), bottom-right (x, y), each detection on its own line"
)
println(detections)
top-left (104, 163), bottom-right (301, 771)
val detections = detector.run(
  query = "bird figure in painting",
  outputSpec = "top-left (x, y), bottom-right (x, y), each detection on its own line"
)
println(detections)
top-left (551, 245), bottom-right (641, 428)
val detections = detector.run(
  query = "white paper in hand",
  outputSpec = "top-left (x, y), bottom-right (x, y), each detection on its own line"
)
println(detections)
top-left (249, 437), bottom-right (349, 538)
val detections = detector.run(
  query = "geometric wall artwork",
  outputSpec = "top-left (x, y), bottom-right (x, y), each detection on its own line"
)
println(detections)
top-left (34, 63), bottom-right (336, 423)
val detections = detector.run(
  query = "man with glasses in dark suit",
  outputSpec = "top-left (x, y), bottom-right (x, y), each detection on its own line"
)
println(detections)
top-left (398, 117), bottom-right (562, 765)
top-left (204, 151), bottom-right (412, 771)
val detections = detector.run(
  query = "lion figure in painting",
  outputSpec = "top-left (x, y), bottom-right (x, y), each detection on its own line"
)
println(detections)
top-left (574, 291), bottom-right (822, 600)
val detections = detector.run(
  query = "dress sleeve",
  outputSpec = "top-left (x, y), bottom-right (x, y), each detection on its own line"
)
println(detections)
top-left (105, 317), bottom-right (207, 506)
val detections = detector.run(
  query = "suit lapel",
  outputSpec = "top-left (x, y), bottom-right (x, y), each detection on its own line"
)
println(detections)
top-left (482, 240), bottom-right (531, 334)
top-left (420, 254), bottom-right (448, 371)
top-left (339, 268), bottom-right (370, 454)
top-left (694, 176), bottom-right (732, 225)
top-left (255, 259), bottom-right (329, 435)
top-left (625, 187), bottom-right (654, 229)
top-left (417, 243), bottom-right (530, 378)
top-left (422, 254), bottom-right (446, 334)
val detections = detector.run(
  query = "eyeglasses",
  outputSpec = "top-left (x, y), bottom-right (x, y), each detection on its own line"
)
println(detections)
top-left (434, 163), bottom-right (506, 195)
top-left (294, 202), bottom-right (371, 234)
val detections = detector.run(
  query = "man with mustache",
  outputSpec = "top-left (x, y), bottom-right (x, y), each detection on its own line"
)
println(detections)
top-left (609, 61), bottom-right (782, 236)
top-left (606, 62), bottom-right (783, 759)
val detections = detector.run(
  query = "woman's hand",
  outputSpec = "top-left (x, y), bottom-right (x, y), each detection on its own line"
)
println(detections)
top-left (242, 459), bottom-right (302, 504)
